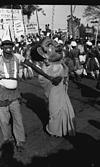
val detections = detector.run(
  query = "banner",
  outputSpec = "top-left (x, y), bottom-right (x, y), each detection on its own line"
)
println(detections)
top-left (0, 8), bottom-right (24, 40)
top-left (26, 23), bottom-right (38, 34)
top-left (14, 20), bottom-right (24, 38)
top-left (2, 25), bottom-right (12, 41)
top-left (0, 8), bottom-right (23, 22)
top-left (85, 27), bottom-right (93, 34)
top-left (0, 29), bottom-right (5, 39)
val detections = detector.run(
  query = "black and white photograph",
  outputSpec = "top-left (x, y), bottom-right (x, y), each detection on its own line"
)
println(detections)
top-left (0, 4), bottom-right (100, 167)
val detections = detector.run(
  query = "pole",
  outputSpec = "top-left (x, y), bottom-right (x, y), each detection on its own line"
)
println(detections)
top-left (20, 5), bottom-right (27, 41)
top-left (51, 5), bottom-right (55, 38)
top-left (11, 4), bottom-right (15, 41)
top-left (95, 21), bottom-right (99, 46)
top-left (70, 5), bottom-right (74, 39)
top-left (36, 9), bottom-right (40, 36)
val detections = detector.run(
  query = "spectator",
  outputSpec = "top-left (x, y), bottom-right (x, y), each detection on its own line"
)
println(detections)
top-left (0, 39), bottom-right (62, 152)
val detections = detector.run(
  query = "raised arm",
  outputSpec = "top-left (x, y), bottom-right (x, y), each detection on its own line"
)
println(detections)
top-left (22, 59), bottom-right (62, 86)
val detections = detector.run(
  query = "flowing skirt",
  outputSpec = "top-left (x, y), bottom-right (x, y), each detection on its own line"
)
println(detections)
top-left (46, 82), bottom-right (75, 137)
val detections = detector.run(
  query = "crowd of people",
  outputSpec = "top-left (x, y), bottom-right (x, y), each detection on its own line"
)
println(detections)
top-left (5, 32), bottom-right (100, 84)
top-left (0, 30), bottom-right (100, 153)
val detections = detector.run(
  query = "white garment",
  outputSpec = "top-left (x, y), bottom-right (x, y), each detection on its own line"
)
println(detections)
top-left (14, 53), bottom-right (25, 63)
top-left (0, 48), bottom-right (3, 55)
top-left (79, 54), bottom-right (86, 63)
top-left (0, 61), bottom-right (18, 89)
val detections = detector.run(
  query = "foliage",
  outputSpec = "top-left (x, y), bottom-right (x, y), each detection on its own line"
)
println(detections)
top-left (83, 5), bottom-right (100, 22)
top-left (0, 5), bottom-right (46, 20)
top-left (22, 5), bottom-right (46, 20)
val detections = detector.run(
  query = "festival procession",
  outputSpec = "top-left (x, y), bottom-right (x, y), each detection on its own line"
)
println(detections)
top-left (0, 4), bottom-right (100, 167)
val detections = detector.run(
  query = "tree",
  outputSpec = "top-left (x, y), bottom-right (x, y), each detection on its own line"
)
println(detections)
top-left (0, 5), bottom-right (46, 20)
top-left (83, 5), bottom-right (100, 22)
top-left (22, 5), bottom-right (46, 20)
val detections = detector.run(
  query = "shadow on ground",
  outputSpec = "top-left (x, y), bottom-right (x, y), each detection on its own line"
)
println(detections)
top-left (88, 120), bottom-right (100, 129)
top-left (0, 132), bottom-right (100, 167)
top-left (21, 92), bottom-right (49, 128)
top-left (0, 80), bottom-right (100, 166)
top-left (75, 80), bottom-right (100, 98)
top-left (17, 91), bottom-right (100, 167)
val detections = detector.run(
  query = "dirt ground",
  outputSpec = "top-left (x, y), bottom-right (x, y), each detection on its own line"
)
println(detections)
top-left (0, 77), bottom-right (100, 167)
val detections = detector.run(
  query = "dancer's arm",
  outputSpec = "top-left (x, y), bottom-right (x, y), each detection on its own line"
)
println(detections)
top-left (22, 59), bottom-right (62, 86)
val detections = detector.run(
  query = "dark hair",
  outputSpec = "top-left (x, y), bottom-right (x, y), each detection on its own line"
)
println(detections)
top-left (30, 43), bottom-right (45, 62)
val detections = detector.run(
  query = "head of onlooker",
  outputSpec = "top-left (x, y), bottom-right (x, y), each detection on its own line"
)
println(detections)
top-left (1, 40), bottom-right (15, 59)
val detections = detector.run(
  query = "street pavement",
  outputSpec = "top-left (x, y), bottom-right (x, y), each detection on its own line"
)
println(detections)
top-left (0, 77), bottom-right (100, 166)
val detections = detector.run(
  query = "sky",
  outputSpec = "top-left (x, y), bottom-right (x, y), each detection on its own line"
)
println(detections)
top-left (30, 5), bottom-right (88, 31)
